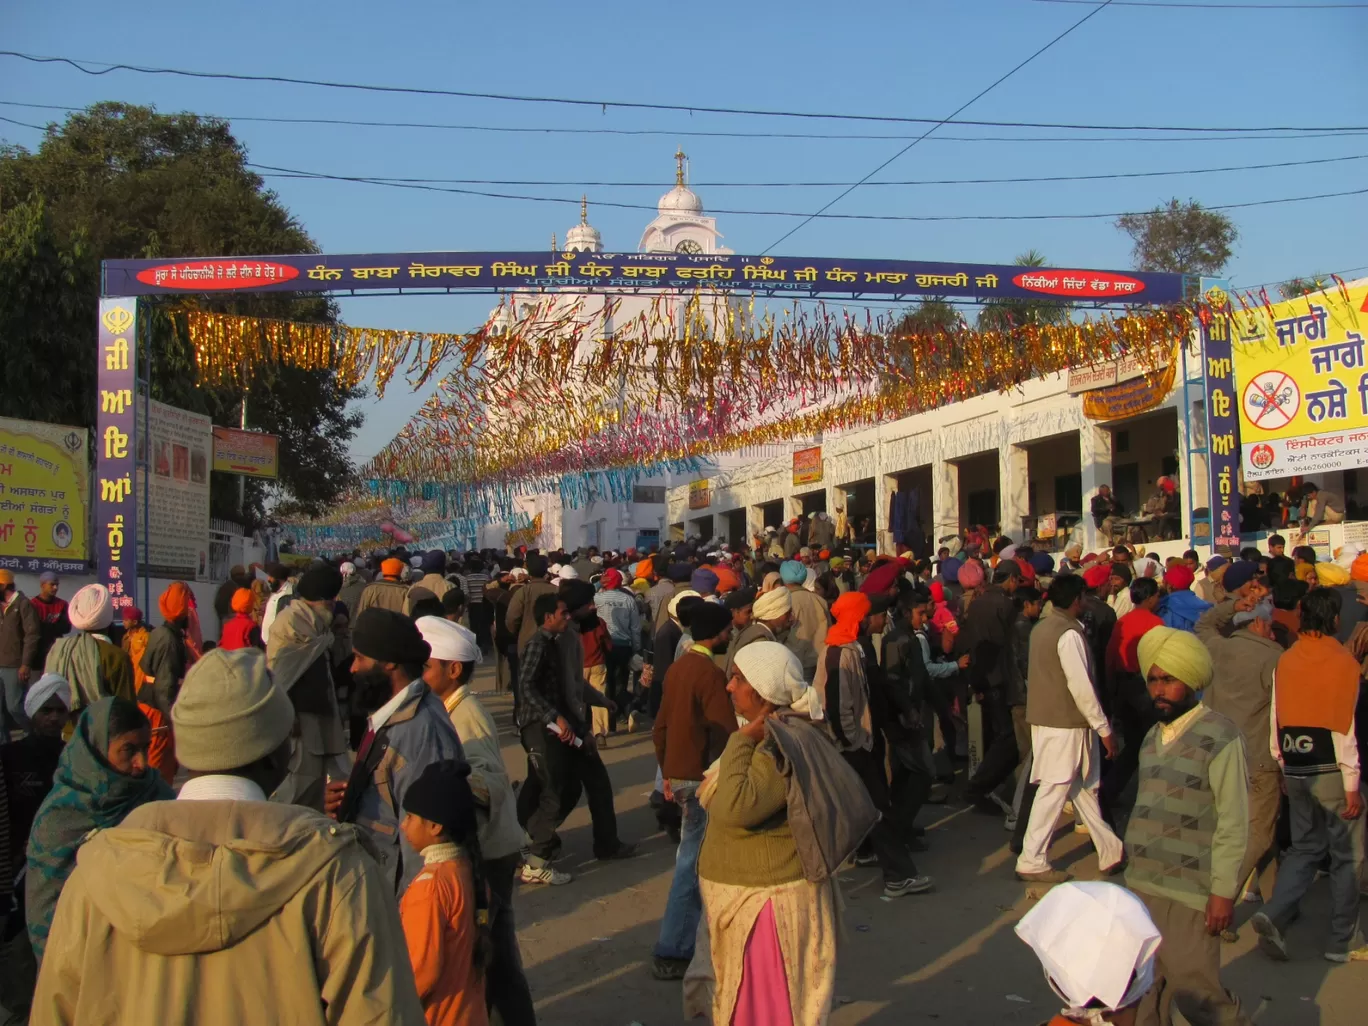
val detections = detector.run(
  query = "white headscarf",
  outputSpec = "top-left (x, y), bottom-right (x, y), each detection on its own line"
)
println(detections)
top-left (803, 567), bottom-right (818, 592)
top-left (732, 641), bottom-right (823, 721)
top-left (1015, 882), bottom-right (1161, 1024)
top-left (24, 672), bottom-right (72, 721)
top-left (752, 587), bottom-right (791, 621)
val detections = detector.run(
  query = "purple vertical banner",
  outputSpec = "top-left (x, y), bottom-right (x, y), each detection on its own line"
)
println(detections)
top-left (95, 299), bottom-right (139, 613)
top-left (1201, 287), bottom-right (1241, 549)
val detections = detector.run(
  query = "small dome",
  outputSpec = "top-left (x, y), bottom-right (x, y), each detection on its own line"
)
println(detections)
top-left (658, 185), bottom-right (703, 215)
top-left (564, 195), bottom-right (601, 253)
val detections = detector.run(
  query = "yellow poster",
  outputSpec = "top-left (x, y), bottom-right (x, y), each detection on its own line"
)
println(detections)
top-left (0, 416), bottom-right (90, 572)
top-left (1232, 279), bottom-right (1368, 479)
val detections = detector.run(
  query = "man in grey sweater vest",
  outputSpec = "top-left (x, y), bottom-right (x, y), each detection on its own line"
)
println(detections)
top-left (1126, 626), bottom-right (1250, 1026)
top-left (1015, 573), bottom-right (1124, 883)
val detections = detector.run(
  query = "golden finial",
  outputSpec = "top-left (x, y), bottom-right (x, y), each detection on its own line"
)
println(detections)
top-left (675, 148), bottom-right (687, 186)
top-left (580, 195), bottom-right (588, 224)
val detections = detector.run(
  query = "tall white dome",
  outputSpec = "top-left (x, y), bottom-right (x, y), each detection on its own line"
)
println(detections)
top-left (658, 148), bottom-right (703, 214)
top-left (564, 196), bottom-right (601, 253)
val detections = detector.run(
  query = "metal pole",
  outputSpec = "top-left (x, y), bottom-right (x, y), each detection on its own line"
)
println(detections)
top-left (238, 365), bottom-right (247, 517)
top-left (1180, 326), bottom-right (1197, 552)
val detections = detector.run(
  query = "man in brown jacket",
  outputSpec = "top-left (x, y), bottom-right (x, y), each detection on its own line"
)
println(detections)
top-left (505, 552), bottom-right (558, 656)
top-left (1196, 595), bottom-right (1284, 915)
top-left (31, 646), bottom-right (424, 1026)
top-left (651, 601), bottom-right (736, 980)
top-left (0, 569), bottom-right (41, 730)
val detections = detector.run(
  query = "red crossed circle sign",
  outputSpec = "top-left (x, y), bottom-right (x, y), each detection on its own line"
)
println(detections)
top-left (1243, 371), bottom-right (1299, 430)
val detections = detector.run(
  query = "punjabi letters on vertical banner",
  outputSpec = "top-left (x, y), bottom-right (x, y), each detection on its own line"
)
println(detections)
top-left (0, 417), bottom-right (89, 574)
top-left (96, 299), bottom-right (138, 609)
top-left (1233, 279), bottom-right (1368, 479)
top-left (1200, 282), bottom-right (1240, 547)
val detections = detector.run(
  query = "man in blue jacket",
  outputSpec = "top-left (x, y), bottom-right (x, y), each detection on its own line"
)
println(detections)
top-left (327, 608), bottom-right (466, 895)
top-left (1159, 564), bottom-right (1213, 632)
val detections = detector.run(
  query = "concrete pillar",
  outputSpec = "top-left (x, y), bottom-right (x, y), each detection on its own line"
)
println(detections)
top-left (1079, 422), bottom-right (1114, 552)
top-left (877, 473), bottom-right (896, 556)
top-left (933, 459), bottom-right (959, 547)
top-left (1000, 443), bottom-right (1030, 543)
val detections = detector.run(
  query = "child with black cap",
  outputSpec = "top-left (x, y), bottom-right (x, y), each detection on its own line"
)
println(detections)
top-left (399, 759), bottom-right (493, 1026)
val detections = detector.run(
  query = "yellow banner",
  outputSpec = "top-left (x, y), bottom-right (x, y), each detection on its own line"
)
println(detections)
top-left (1233, 280), bottom-right (1368, 478)
top-left (0, 417), bottom-right (90, 572)
top-left (212, 426), bottom-right (279, 479)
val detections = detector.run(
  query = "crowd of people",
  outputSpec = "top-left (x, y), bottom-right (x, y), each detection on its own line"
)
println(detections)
top-left (0, 519), bottom-right (1365, 1025)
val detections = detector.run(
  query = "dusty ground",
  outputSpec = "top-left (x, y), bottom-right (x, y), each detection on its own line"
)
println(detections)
top-left (472, 666), bottom-right (1367, 1026)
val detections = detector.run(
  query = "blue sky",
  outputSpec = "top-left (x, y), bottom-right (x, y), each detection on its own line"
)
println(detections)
top-left (5, 0), bottom-right (1366, 460)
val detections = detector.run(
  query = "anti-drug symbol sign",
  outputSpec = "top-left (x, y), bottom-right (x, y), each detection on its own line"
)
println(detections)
top-left (1243, 370), bottom-right (1300, 431)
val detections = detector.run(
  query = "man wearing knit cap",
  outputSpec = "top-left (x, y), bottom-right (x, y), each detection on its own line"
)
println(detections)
top-left (328, 608), bottom-right (465, 895)
top-left (781, 559), bottom-right (831, 683)
top-left (268, 563), bottom-right (349, 812)
top-left (416, 616), bottom-right (536, 1023)
top-left (44, 583), bottom-right (136, 714)
top-left (650, 599), bottom-right (736, 979)
top-left (1253, 587), bottom-right (1367, 964)
top-left (34, 646), bottom-right (426, 1025)
top-left (1124, 626), bottom-right (1251, 1024)
top-left (356, 556), bottom-right (411, 617)
top-left (1016, 573), bottom-right (1124, 883)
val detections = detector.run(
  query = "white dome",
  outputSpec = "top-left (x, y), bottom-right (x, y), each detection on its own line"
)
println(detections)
top-left (658, 184), bottom-right (703, 215)
top-left (564, 195), bottom-right (601, 253)
top-left (565, 222), bottom-right (601, 252)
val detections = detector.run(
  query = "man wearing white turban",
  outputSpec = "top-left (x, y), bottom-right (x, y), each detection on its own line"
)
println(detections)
top-left (44, 585), bottom-right (136, 712)
top-left (731, 641), bottom-right (823, 721)
top-left (725, 589), bottom-right (792, 678)
top-left (1123, 626), bottom-right (1251, 1026)
top-left (415, 615), bottom-right (535, 1024)
top-left (22, 672), bottom-right (71, 727)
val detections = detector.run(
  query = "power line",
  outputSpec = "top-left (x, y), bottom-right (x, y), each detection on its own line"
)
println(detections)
top-left (5, 98), bottom-right (1366, 145)
top-left (242, 152), bottom-right (1368, 189)
top-left (1028, 1), bottom-right (1368, 8)
top-left (249, 162), bottom-right (1368, 221)
top-left (3, 50), bottom-right (1365, 134)
top-left (764, 0), bottom-right (1120, 251)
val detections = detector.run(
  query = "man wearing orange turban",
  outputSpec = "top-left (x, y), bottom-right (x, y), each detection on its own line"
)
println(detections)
top-left (356, 557), bottom-right (412, 616)
top-left (219, 588), bottom-right (260, 651)
top-left (818, 590), bottom-right (931, 897)
top-left (141, 581), bottom-right (194, 712)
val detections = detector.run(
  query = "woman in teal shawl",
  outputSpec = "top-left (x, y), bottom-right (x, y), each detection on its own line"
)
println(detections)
top-left (25, 697), bottom-right (171, 964)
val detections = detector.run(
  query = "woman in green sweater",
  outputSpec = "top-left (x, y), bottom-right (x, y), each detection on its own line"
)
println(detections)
top-left (687, 640), bottom-right (836, 1026)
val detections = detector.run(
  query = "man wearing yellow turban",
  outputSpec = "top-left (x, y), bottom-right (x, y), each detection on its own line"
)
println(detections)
top-left (1123, 626), bottom-right (1251, 1026)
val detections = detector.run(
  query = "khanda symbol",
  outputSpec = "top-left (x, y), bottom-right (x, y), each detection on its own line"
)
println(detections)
top-left (102, 306), bottom-right (133, 334)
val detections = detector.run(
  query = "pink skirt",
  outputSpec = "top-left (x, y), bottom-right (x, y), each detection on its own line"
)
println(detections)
top-left (731, 900), bottom-right (793, 1026)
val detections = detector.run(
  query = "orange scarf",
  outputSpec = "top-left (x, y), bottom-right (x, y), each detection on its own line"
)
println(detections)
top-left (1276, 633), bottom-right (1360, 734)
top-left (825, 591), bottom-right (870, 647)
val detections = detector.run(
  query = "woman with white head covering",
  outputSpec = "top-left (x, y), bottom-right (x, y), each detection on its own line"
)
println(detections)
top-left (686, 642), bottom-right (875, 1026)
top-left (1015, 881), bottom-right (1162, 1026)
top-left (44, 585), bottom-right (136, 713)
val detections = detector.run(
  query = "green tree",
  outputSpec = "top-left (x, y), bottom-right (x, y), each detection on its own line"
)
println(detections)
top-left (0, 103), bottom-right (362, 524)
top-left (1115, 198), bottom-right (1237, 275)
top-left (977, 250), bottom-right (1071, 332)
top-left (1279, 276), bottom-right (1328, 299)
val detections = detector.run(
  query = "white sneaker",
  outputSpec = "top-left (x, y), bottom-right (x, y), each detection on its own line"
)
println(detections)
top-left (519, 862), bottom-right (572, 886)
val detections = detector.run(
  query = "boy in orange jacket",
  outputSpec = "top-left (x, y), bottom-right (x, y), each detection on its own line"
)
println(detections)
top-left (399, 760), bottom-right (492, 1026)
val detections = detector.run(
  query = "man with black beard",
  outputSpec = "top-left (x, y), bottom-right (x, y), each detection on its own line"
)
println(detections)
top-left (516, 583), bottom-right (636, 882)
top-left (324, 608), bottom-right (465, 895)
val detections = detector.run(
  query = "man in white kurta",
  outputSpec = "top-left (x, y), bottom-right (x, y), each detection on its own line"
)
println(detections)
top-left (1015, 573), bottom-right (1124, 882)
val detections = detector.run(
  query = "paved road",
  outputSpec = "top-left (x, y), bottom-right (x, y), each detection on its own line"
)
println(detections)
top-left (473, 667), bottom-right (1365, 1026)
